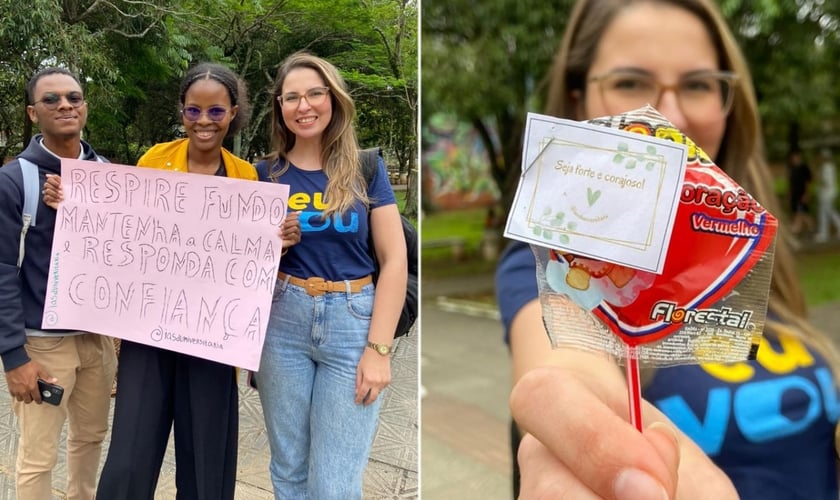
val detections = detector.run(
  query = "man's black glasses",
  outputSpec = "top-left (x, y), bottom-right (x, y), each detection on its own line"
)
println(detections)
top-left (32, 92), bottom-right (85, 110)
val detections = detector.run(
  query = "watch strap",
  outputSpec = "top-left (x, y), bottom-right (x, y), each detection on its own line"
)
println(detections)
top-left (367, 341), bottom-right (392, 355)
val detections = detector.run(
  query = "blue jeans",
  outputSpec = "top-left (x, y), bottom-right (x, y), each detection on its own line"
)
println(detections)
top-left (257, 277), bottom-right (382, 500)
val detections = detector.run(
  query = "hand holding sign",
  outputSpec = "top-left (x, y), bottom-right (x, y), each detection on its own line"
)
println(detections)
top-left (43, 159), bottom-right (290, 371)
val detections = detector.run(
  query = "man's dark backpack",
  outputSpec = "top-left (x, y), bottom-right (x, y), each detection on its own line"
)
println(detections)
top-left (360, 148), bottom-right (418, 338)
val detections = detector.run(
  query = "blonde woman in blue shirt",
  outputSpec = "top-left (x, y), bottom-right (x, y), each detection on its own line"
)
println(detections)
top-left (255, 52), bottom-right (407, 500)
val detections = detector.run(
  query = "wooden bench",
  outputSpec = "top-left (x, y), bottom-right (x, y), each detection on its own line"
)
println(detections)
top-left (422, 236), bottom-right (467, 260)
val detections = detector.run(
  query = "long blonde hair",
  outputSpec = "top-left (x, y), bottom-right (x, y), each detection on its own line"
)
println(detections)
top-left (266, 51), bottom-right (368, 217)
top-left (546, 0), bottom-right (840, 374)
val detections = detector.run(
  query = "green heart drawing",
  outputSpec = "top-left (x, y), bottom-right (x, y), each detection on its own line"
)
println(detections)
top-left (587, 187), bottom-right (601, 207)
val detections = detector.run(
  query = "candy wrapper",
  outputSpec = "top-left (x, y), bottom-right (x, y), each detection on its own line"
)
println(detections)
top-left (505, 106), bottom-right (777, 368)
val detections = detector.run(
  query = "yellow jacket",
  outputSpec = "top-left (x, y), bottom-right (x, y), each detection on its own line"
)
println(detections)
top-left (137, 138), bottom-right (257, 180)
top-left (135, 138), bottom-right (256, 379)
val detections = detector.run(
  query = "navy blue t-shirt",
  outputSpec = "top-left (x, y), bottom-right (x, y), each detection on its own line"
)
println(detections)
top-left (255, 156), bottom-right (395, 282)
top-left (496, 240), bottom-right (839, 499)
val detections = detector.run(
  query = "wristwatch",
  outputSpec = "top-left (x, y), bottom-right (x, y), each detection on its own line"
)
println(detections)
top-left (367, 341), bottom-right (392, 356)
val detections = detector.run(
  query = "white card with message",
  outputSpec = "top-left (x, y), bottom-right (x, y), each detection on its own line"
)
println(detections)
top-left (504, 112), bottom-right (687, 274)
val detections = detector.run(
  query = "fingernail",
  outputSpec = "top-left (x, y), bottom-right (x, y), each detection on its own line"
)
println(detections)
top-left (648, 421), bottom-right (681, 461)
top-left (614, 468), bottom-right (669, 500)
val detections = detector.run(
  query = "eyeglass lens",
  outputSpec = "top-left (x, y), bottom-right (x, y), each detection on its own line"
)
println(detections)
top-left (279, 87), bottom-right (329, 107)
top-left (596, 72), bottom-right (734, 116)
top-left (182, 106), bottom-right (229, 122)
top-left (35, 92), bottom-right (85, 109)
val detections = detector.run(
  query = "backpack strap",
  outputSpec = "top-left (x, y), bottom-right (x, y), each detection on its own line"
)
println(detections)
top-left (361, 147), bottom-right (383, 275)
top-left (20, 158), bottom-right (40, 228)
top-left (16, 153), bottom-right (105, 270)
top-left (18, 158), bottom-right (40, 270)
top-left (360, 147), bottom-right (382, 236)
top-left (359, 147), bottom-right (381, 188)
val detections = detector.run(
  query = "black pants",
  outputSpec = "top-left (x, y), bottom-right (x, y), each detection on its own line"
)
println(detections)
top-left (95, 340), bottom-right (239, 500)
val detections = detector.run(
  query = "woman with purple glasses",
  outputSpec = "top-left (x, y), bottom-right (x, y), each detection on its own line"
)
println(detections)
top-left (91, 63), bottom-right (283, 500)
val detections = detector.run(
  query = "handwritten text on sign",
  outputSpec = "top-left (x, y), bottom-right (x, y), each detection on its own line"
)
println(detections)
top-left (43, 159), bottom-right (290, 370)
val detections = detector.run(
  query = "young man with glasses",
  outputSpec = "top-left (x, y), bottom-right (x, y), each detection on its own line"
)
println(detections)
top-left (0, 67), bottom-right (117, 499)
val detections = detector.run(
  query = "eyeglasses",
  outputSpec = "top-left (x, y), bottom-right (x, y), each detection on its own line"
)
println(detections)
top-left (181, 106), bottom-right (230, 122)
top-left (277, 87), bottom-right (330, 108)
top-left (32, 92), bottom-right (85, 110)
top-left (588, 70), bottom-right (738, 117)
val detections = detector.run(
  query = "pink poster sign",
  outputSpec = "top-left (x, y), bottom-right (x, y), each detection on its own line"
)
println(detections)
top-left (42, 159), bottom-right (290, 370)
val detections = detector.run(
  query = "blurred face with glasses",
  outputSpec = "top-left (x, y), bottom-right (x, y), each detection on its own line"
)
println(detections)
top-left (27, 73), bottom-right (88, 147)
top-left (574, 3), bottom-right (733, 160)
top-left (180, 78), bottom-right (237, 155)
top-left (277, 68), bottom-right (332, 144)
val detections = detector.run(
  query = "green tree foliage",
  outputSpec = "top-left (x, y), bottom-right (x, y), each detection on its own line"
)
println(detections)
top-left (422, 0), bottom-right (574, 211)
top-left (0, 0), bottom-right (127, 158)
top-left (0, 0), bottom-right (417, 216)
top-left (721, 0), bottom-right (840, 158)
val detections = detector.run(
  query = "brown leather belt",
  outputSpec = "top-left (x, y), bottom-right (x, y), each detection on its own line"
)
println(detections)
top-left (278, 272), bottom-right (373, 296)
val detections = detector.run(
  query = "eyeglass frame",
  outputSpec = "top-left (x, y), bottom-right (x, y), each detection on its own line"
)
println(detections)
top-left (276, 86), bottom-right (331, 108)
top-left (586, 70), bottom-right (739, 117)
top-left (31, 91), bottom-right (86, 110)
top-left (180, 105), bottom-right (231, 122)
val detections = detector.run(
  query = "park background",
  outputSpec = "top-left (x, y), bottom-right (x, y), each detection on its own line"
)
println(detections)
top-left (0, 0), bottom-right (419, 220)
top-left (421, 1), bottom-right (840, 498)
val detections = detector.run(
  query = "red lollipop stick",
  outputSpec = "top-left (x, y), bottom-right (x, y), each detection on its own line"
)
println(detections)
top-left (625, 343), bottom-right (643, 432)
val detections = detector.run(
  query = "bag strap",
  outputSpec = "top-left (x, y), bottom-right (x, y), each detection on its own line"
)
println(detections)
top-left (360, 148), bottom-right (383, 269)
top-left (359, 147), bottom-right (381, 189)
top-left (18, 158), bottom-right (40, 270)
top-left (20, 158), bottom-right (39, 228)
top-left (16, 154), bottom-right (105, 270)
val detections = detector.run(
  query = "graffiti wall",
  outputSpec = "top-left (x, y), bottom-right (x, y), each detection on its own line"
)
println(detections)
top-left (421, 113), bottom-right (500, 210)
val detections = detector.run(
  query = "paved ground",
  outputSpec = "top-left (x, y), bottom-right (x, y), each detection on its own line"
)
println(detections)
top-left (420, 273), bottom-right (512, 500)
top-left (420, 254), bottom-right (840, 500)
top-left (0, 332), bottom-right (417, 499)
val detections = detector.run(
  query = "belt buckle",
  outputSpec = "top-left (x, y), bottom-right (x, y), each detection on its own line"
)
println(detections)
top-left (303, 277), bottom-right (327, 296)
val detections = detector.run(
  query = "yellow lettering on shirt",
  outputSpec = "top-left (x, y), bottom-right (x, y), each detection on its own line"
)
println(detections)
top-left (289, 193), bottom-right (310, 210)
top-left (288, 192), bottom-right (327, 211)
top-left (311, 192), bottom-right (327, 210)
top-left (756, 334), bottom-right (814, 374)
top-left (701, 333), bottom-right (814, 383)
top-left (701, 361), bottom-right (754, 383)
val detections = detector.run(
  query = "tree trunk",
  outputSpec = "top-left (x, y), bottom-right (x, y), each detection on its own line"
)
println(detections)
top-left (23, 87), bottom-right (32, 148)
top-left (404, 165), bottom-right (418, 219)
